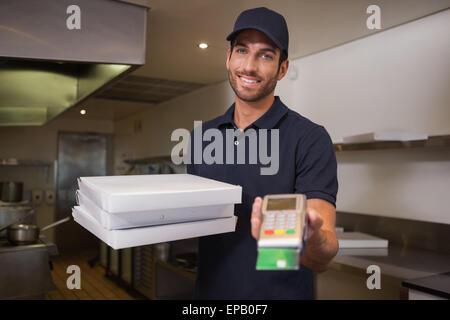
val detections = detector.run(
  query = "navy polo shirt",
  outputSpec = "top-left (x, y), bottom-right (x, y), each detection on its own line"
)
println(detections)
top-left (187, 96), bottom-right (338, 299)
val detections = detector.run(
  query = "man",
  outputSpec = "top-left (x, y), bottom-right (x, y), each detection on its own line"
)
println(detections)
top-left (187, 7), bottom-right (338, 299)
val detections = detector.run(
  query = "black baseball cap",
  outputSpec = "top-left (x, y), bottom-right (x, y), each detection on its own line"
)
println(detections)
top-left (226, 7), bottom-right (289, 58)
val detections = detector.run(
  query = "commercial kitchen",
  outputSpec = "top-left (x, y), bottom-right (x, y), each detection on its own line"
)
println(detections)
top-left (0, 0), bottom-right (449, 301)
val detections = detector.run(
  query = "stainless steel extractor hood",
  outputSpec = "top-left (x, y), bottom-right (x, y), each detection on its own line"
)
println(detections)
top-left (0, 0), bottom-right (149, 126)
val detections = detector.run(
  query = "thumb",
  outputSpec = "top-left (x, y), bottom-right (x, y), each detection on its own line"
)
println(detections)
top-left (251, 197), bottom-right (263, 240)
top-left (306, 209), bottom-right (323, 239)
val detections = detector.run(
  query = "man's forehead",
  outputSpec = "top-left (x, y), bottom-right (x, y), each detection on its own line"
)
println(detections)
top-left (234, 29), bottom-right (278, 50)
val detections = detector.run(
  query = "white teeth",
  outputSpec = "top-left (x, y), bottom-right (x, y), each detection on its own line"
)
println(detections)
top-left (241, 77), bottom-right (258, 83)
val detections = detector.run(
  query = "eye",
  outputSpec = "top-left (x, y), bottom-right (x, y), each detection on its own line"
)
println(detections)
top-left (236, 48), bottom-right (246, 54)
top-left (262, 53), bottom-right (273, 60)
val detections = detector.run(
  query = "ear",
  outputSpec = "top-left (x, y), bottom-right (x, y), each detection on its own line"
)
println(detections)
top-left (226, 48), bottom-right (231, 70)
top-left (277, 59), bottom-right (289, 81)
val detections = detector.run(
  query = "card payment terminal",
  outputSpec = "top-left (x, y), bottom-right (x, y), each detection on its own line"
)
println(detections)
top-left (256, 194), bottom-right (308, 270)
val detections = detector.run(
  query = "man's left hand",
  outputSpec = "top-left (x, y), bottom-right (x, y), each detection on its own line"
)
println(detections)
top-left (250, 196), bottom-right (325, 241)
top-left (250, 196), bottom-right (338, 273)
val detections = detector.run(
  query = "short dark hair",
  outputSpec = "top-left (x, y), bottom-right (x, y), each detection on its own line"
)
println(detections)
top-left (229, 39), bottom-right (288, 72)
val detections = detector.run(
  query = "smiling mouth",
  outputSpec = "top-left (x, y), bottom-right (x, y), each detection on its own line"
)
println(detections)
top-left (238, 75), bottom-right (262, 85)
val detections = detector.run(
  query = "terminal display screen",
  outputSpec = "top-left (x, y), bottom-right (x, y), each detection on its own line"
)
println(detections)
top-left (266, 198), bottom-right (296, 211)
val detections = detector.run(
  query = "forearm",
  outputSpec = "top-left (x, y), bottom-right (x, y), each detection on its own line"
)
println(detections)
top-left (301, 228), bottom-right (338, 273)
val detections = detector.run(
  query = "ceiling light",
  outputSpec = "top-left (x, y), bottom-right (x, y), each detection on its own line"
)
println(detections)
top-left (80, 109), bottom-right (86, 115)
top-left (198, 43), bottom-right (208, 49)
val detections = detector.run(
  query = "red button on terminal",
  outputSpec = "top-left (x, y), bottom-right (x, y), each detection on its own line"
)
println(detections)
top-left (264, 230), bottom-right (274, 235)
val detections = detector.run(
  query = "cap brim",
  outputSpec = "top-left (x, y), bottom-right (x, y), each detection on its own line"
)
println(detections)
top-left (226, 26), bottom-right (287, 57)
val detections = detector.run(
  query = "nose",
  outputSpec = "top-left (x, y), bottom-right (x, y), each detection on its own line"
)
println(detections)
top-left (241, 54), bottom-right (258, 76)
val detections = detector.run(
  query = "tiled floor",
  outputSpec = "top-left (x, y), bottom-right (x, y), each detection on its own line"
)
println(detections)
top-left (46, 250), bottom-right (139, 300)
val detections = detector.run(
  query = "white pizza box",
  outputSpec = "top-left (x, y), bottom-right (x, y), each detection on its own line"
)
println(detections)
top-left (76, 189), bottom-right (235, 230)
top-left (72, 206), bottom-right (237, 250)
top-left (77, 174), bottom-right (242, 213)
top-left (342, 132), bottom-right (428, 144)
top-left (337, 232), bottom-right (388, 248)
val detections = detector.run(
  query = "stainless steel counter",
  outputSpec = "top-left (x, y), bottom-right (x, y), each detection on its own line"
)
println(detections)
top-left (331, 211), bottom-right (450, 298)
top-left (402, 272), bottom-right (450, 299)
top-left (314, 245), bottom-right (449, 299)
top-left (333, 244), bottom-right (450, 280)
top-left (0, 236), bottom-right (58, 299)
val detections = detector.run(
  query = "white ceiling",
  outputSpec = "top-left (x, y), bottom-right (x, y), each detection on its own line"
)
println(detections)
top-left (65, 0), bottom-right (449, 121)
top-left (134, 0), bottom-right (450, 84)
top-left (63, 98), bottom-right (154, 121)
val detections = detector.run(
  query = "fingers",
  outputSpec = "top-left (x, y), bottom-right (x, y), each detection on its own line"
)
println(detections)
top-left (251, 197), bottom-right (263, 240)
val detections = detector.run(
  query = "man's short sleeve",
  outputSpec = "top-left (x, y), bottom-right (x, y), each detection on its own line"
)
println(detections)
top-left (295, 126), bottom-right (338, 207)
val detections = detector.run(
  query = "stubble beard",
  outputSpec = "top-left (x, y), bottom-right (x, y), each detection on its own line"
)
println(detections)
top-left (228, 69), bottom-right (279, 103)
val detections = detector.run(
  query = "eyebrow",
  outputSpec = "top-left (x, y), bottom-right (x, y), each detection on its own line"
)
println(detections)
top-left (234, 42), bottom-right (277, 55)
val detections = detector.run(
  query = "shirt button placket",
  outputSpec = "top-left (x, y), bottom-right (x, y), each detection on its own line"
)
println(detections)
top-left (234, 128), bottom-right (243, 146)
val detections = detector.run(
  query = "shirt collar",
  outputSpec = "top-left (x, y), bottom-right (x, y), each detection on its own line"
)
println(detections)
top-left (217, 96), bottom-right (288, 130)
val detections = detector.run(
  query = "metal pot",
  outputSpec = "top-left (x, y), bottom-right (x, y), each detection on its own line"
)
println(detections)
top-left (7, 224), bottom-right (39, 245)
top-left (1, 181), bottom-right (23, 202)
top-left (0, 205), bottom-right (34, 238)
top-left (0, 208), bottom-right (34, 237)
top-left (6, 216), bottom-right (71, 245)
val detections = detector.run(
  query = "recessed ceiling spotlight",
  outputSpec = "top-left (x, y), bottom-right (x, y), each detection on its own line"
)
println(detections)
top-left (198, 43), bottom-right (208, 49)
top-left (80, 109), bottom-right (87, 115)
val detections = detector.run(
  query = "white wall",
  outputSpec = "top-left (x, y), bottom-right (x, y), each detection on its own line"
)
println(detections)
top-left (276, 9), bottom-right (450, 224)
top-left (276, 9), bottom-right (450, 139)
top-left (114, 10), bottom-right (450, 224)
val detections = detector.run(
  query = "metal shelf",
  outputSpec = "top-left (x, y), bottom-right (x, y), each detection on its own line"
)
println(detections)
top-left (0, 160), bottom-right (52, 167)
top-left (124, 155), bottom-right (172, 165)
top-left (0, 160), bottom-right (54, 183)
top-left (123, 136), bottom-right (450, 159)
top-left (334, 135), bottom-right (450, 152)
